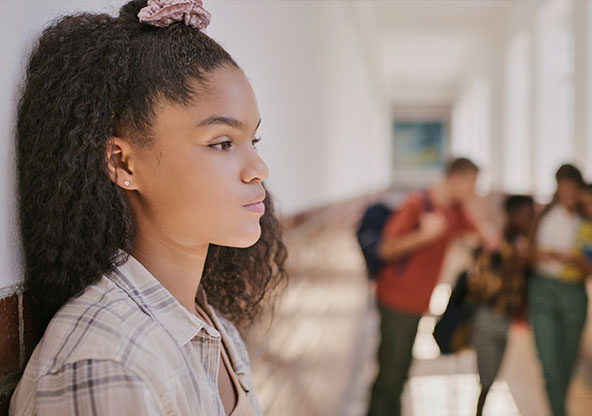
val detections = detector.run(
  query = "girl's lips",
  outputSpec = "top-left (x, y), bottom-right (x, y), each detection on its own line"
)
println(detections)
top-left (243, 201), bottom-right (265, 214)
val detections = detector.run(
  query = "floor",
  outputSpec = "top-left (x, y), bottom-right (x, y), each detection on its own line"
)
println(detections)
top-left (245, 213), bottom-right (592, 416)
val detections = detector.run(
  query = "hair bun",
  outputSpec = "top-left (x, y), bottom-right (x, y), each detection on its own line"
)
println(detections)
top-left (118, 0), bottom-right (148, 23)
top-left (137, 0), bottom-right (211, 30)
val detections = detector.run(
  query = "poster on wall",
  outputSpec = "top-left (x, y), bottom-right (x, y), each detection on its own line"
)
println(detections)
top-left (392, 122), bottom-right (445, 170)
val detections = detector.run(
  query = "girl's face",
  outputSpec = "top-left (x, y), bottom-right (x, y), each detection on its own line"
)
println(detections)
top-left (126, 66), bottom-right (268, 249)
top-left (556, 179), bottom-right (581, 211)
top-left (509, 204), bottom-right (534, 236)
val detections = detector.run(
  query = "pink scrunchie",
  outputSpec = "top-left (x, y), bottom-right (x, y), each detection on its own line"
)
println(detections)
top-left (138, 0), bottom-right (211, 30)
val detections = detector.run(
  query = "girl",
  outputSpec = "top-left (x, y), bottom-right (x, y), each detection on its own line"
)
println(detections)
top-left (469, 195), bottom-right (534, 416)
top-left (528, 164), bottom-right (588, 416)
top-left (10, 0), bottom-right (287, 415)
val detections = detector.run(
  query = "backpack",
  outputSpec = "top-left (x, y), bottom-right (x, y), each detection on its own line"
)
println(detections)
top-left (356, 191), bottom-right (433, 280)
top-left (356, 203), bottom-right (393, 280)
top-left (432, 270), bottom-right (476, 354)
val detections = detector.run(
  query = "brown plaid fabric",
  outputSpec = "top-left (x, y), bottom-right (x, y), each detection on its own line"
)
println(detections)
top-left (10, 250), bottom-right (262, 415)
top-left (467, 241), bottom-right (526, 318)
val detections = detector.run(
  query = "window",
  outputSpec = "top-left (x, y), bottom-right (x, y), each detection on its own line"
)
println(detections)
top-left (534, 0), bottom-right (574, 200)
top-left (451, 79), bottom-right (491, 194)
top-left (503, 32), bottom-right (532, 194)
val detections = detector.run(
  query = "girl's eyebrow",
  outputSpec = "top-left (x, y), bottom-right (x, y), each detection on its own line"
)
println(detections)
top-left (198, 115), bottom-right (242, 129)
top-left (197, 116), bottom-right (262, 133)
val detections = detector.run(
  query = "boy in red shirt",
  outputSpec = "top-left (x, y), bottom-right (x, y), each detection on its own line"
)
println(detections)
top-left (367, 158), bottom-right (493, 416)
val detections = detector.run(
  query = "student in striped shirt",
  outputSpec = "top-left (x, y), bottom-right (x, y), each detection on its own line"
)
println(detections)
top-left (10, 1), bottom-right (287, 415)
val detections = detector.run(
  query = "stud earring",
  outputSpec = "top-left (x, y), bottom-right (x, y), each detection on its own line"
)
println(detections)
top-left (123, 180), bottom-right (130, 186)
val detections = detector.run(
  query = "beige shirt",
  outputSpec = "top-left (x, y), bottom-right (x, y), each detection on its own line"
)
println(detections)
top-left (10, 250), bottom-right (263, 416)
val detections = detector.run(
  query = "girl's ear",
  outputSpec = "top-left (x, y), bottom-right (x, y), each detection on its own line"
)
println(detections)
top-left (105, 137), bottom-right (138, 191)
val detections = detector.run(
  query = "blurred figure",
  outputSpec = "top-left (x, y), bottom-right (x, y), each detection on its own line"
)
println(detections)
top-left (367, 157), bottom-right (496, 416)
top-left (468, 195), bottom-right (534, 416)
top-left (576, 183), bottom-right (592, 268)
top-left (528, 164), bottom-right (588, 416)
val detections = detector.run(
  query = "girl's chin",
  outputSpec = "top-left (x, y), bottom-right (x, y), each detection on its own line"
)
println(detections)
top-left (216, 227), bottom-right (262, 249)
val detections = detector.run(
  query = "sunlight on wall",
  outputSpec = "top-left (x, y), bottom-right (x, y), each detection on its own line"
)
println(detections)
top-left (503, 32), bottom-right (532, 195)
top-left (534, 0), bottom-right (574, 200)
top-left (451, 79), bottom-right (491, 195)
top-left (453, 0), bottom-right (577, 200)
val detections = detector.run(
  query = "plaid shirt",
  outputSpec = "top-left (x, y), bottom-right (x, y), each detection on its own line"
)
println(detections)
top-left (10, 250), bottom-right (263, 415)
top-left (467, 240), bottom-right (526, 318)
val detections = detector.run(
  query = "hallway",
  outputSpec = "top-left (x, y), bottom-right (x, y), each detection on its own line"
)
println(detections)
top-left (246, 205), bottom-right (592, 416)
top-left (2, 1), bottom-right (592, 414)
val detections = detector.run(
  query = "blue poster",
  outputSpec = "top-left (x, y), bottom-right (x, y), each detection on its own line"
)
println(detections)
top-left (393, 122), bottom-right (445, 169)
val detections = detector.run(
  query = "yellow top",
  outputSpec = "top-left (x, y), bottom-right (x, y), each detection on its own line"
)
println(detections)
top-left (562, 220), bottom-right (592, 282)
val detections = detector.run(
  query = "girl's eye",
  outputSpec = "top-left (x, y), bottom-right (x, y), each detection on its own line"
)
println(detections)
top-left (252, 137), bottom-right (262, 148)
top-left (209, 140), bottom-right (232, 151)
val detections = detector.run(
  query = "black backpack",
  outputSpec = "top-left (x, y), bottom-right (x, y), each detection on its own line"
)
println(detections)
top-left (432, 270), bottom-right (477, 354)
top-left (356, 191), bottom-right (433, 280)
top-left (356, 203), bottom-right (393, 279)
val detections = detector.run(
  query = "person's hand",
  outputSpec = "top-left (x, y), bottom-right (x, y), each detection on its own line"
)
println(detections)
top-left (480, 222), bottom-right (502, 251)
top-left (555, 252), bottom-right (579, 265)
top-left (553, 252), bottom-right (572, 262)
top-left (514, 236), bottom-right (531, 263)
top-left (515, 236), bottom-right (529, 257)
top-left (419, 212), bottom-right (447, 242)
top-left (539, 250), bottom-right (567, 262)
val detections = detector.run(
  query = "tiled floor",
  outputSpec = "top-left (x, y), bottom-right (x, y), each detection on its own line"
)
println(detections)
top-left (246, 219), bottom-right (592, 416)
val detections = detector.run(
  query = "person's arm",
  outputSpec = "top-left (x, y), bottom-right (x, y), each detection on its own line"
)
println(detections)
top-left (35, 360), bottom-right (164, 415)
top-left (530, 248), bottom-right (564, 262)
top-left (458, 205), bottom-right (501, 250)
top-left (548, 250), bottom-right (592, 276)
top-left (378, 211), bottom-right (447, 262)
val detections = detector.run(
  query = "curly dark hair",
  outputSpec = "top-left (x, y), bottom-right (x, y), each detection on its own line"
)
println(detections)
top-left (17, 0), bottom-right (287, 330)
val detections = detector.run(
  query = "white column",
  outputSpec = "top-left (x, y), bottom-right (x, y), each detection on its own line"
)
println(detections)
top-left (573, 0), bottom-right (588, 177)
top-left (503, 31), bottom-right (532, 194)
top-left (489, 46), bottom-right (505, 193)
top-left (533, 0), bottom-right (574, 201)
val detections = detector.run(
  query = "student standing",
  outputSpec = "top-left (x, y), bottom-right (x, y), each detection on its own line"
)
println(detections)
top-left (469, 195), bottom-right (534, 416)
top-left (528, 164), bottom-right (588, 416)
top-left (367, 158), bottom-right (495, 416)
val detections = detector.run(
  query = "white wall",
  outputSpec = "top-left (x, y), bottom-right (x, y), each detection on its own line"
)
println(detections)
top-left (1, 0), bottom-right (122, 289)
top-left (451, 77), bottom-right (492, 194)
top-left (1, 1), bottom-right (391, 287)
top-left (451, 0), bottom-right (587, 202)
top-left (503, 31), bottom-right (532, 194)
top-left (207, 1), bottom-right (391, 214)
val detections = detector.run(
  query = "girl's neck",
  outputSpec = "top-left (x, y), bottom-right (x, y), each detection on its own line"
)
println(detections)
top-left (131, 227), bottom-right (209, 312)
top-left (557, 201), bottom-right (578, 215)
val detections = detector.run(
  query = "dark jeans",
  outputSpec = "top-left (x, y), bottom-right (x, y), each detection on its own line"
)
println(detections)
top-left (528, 273), bottom-right (588, 416)
top-left (472, 305), bottom-right (510, 390)
top-left (367, 303), bottom-right (421, 416)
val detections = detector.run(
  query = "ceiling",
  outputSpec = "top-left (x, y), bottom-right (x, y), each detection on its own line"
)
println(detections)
top-left (350, 0), bottom-right (512, 107)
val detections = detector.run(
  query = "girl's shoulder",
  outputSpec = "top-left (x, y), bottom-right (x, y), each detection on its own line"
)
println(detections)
top-left (28, 274), bottom-right (164, 378)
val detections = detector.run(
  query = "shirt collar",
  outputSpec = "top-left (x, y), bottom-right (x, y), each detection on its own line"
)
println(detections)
top-left (196, 289), bottom-right (246, 376)
top-left (107, 249), bottom-right (220, 346)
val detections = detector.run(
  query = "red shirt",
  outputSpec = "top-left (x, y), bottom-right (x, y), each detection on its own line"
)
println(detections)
top-left (376, 191), bottom-right (477, 316)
